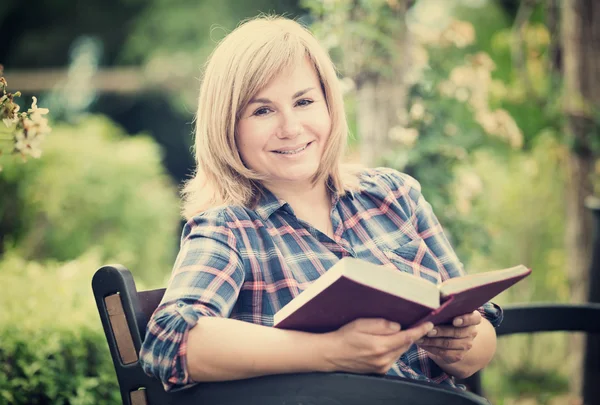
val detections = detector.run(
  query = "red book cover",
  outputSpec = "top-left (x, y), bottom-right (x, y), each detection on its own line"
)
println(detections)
top-left (273, 277), bottom-right (437, 333)
top-left (421, 274), bottom-right (530, 326)
top-left (273, 260), bottom-right (531, 333)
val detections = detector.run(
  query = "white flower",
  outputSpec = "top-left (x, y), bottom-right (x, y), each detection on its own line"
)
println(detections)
top-left (449, 66), bottom-right (473, 88)
top-left (2, 102), bottom-right (19, 127)
top-left (470, 52), bottom-right (496, 71)
top-left (410, 102), bottom-right (426, 121)
top-left (461, 172), bottom-right (483, 196)
top-left (476, 109), bottom-right (499, 135)
top-left (455, 88), bottom-right (470, 102)
top-left (28, 96), bottom-right (50, 115)
top-left (440, 20), bottom-right (476, 49)
top-left (476, 108), bottom-right (523, 149)
top-left (0, 84), bottom-right (51, 160)
top-left (389, 126), bottom-right (419, 148)
top-left (438, 80), bottom-right (456, 98)
top-left (13, 130), bottom-right (27, 153)
top-left (28, 146), bottom-right (43, 158)
top-left (13, 126), bottom-right (45, 159)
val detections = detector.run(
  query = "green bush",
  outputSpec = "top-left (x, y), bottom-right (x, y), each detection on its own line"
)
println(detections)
top-left (0, 251), bottom-right (124, 405)
top-left (454, 132), bottom-right (568, 302)
top-left (0, 114), bottom-right (181, 285)
top-left (0, 114), bottom-right (180, 403)
top-left (452, 133), bottom-right (571, 403)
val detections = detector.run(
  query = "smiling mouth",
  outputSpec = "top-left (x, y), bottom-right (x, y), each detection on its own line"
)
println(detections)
top-left (273, 142), bottom-right (312, 155)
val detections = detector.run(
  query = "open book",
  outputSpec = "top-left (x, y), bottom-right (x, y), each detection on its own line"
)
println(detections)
top-left (273, 257), bottom-right (531, 333)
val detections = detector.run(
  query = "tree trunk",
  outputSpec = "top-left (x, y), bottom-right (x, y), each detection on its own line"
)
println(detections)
top-left (355, 2), bottom-right (410, 167)
top-left (357, 76), bottom-right (408, 167)
top-left (562, 0), bottom-right (599, 401)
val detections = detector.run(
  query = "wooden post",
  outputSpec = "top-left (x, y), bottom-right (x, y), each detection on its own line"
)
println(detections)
top-left (583, 196), bottom-right (600, 405)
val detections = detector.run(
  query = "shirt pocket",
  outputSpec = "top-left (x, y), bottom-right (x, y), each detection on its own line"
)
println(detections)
top-left (383, 238), bottom-right (442, 286)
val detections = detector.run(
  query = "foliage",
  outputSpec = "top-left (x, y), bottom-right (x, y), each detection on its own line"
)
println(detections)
top-left (487, 22), bottom-right (563, 149)
top-left (455, 134), bottom-right (571, 404)
top-left (0, 64), bottom-right (51, 168)
top-left (388, 23), bottom-right (522, 253)
top-left (303, 1), bottom-right (524, 253)
top-left (303, 0), bottom-right (408, 82)
top-left (0, 114), bottom-right (180, 285)
top-left (304, 4), bottom-right (576, 401)
top-left (119, 0), bottom-right (301, 108)
top-left (0, 251), bottom-right (121, 405)
top-left (454, 133), bottom-right (568, 301)
top-left (122, 0), bottom-right (300, 65)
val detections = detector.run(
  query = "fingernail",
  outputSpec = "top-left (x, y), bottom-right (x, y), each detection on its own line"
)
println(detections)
top-left (427, 328), bottom-right (437, 337)
top-left (454, 318), bottom-right (464, 326)
top-left (389, 322), bottom-right (401, 331)
top-left (426, 322), bottom-right (434, 331)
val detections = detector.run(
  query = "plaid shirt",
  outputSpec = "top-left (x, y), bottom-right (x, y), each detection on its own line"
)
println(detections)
top-left (140, 167), bottom-right (503, 391)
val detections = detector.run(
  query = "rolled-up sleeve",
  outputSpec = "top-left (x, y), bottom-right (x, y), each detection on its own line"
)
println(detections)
top-left (139, 210), bottom-right (245, 391)
top-left (382, 168), bottom-right (504, 328)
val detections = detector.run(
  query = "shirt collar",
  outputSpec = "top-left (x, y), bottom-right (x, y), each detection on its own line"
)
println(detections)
top-left (253, 178), bottom-right (354, 221)
top-left (254, 186), bottom-right (293, 221)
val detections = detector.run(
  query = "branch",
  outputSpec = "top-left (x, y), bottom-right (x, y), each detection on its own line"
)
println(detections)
top-left (545, 0), bottom-right (561, 75)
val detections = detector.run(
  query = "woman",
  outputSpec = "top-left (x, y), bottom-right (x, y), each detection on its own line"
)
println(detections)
top-left (139, 15), bottom-right (502, 392)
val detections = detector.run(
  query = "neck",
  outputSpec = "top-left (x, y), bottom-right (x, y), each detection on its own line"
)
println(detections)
top-left (264, 179), bottom-right (331, 214)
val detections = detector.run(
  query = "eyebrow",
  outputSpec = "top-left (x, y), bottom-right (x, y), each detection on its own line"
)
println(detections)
top-left (248, 87), bottom-right (315, 105)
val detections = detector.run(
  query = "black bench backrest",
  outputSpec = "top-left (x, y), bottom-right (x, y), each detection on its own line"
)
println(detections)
top-left (92, 264), bottom-right (491, 405)
top-left (461, 303), bottom-right (600, 398)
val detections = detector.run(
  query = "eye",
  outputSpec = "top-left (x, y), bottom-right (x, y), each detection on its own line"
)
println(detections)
top-left (252, 107), bottom-right (272, 117)
top-left (296, 99), bottom-right (314, 107)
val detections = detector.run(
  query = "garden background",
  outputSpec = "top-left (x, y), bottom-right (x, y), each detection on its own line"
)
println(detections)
top-left (1, 0), bottom-right (599, 404)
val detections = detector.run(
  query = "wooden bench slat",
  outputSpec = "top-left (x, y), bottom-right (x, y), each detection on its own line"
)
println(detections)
top-left (105, 294), bottom-right (138, 364)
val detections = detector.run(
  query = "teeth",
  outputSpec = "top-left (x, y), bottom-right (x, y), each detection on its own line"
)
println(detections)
top-left (275, 144), bottom-right (308, 155)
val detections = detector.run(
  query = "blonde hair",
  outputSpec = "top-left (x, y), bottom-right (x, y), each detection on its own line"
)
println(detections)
top-left (182, 14), bottom-right (362, 220)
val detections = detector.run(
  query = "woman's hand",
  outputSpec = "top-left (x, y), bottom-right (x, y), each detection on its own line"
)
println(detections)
top-left (415, 310), bottom-right (482, 365)
top-left (322, 318), bottom-right (434, 375)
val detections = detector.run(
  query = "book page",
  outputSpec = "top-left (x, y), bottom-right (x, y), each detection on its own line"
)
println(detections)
top-left (273, 258), bottom-right (443, 326)
top-left (343, 258), bottom-right (440, 308)
top-left (439, 265), bottom-right (530, 297)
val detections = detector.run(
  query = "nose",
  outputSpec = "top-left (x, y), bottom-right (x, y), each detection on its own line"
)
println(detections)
top-left (276, 109), bottom-right (302, 139)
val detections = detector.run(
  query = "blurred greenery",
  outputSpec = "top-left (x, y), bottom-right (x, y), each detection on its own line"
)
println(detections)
top-left (1, 0), bottom-right (599, 404)
top-left (303, 1), bottom-right (597, 404)
top-left (0, 115), bottom-right (180, 286)
top-left (0, 251), bottom-right (120, 405)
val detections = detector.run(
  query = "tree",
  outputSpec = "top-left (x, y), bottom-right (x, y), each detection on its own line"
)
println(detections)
top-left (303, 0), bottom-right (414, 167)
top-left (561, 0), bottom-right (600, 398)
top-left (562, 0), bottom-right (599, 304)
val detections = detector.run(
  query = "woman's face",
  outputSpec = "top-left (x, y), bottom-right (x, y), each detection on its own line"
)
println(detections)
top-left (236, 57), bottom-right (332, 190)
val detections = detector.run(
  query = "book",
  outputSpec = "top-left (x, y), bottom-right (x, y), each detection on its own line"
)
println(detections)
top-left (273, 257), bottom-right (531, 333)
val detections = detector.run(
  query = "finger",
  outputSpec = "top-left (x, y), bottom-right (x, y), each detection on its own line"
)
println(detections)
top-left (386, 322), bottom-right (434, 353)
top-left (420, 346), bottom-right (465, 364)
top-left (351, 318), bottom-right (402, 335)
top-left (453, 310), bottom-right (482, 327)
top-left (406, 322), bottom-right (435, 342)
top-left (426, 325), bottom-right (477, 339)
top-left (417, 337), bottom-right (473, 351)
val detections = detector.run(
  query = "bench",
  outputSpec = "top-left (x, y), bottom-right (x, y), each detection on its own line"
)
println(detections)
top-left (92, 264), bottom-right (490, 405)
